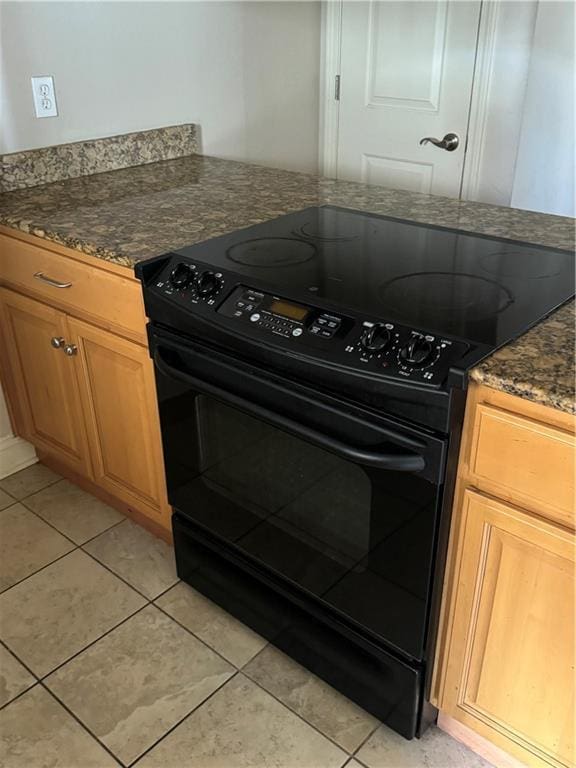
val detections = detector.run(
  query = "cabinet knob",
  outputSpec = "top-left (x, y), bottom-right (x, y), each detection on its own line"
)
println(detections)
top-left (63, 344), bottom-right (78, 356)
top-left (51, 336), bottom-right (65, 349)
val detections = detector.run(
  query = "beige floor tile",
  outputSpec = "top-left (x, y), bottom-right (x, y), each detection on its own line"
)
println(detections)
top-left (47, 605), bottom-right (234, 765)
top-left (0, 463), bottom-right (60, 500)
top-left (137, 673), bottom-right (348, 768)
top-left (84, 519), bottom-right (178, 599)
top-left (244, 645), bottom-right (379, 752)
top-left (356, 724), bottom-right (494, 768)
top-left (156, 581), bottom-right (267, 667)
top-left (0, 549), bottom-right (146, 677)
top-left (0, 503), bottom-right (75, 592)
top-left (0, 488), bottom-right (14, 510)
top-left (24, 479), bottom-right (123, 544)
top-left (0, 685), bottom-right (118, 768)
top-left (0, 644), bottom-right (35, 707)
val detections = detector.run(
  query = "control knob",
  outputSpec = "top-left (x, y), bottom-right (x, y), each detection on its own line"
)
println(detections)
top-left (360, 323), bottom-right (391, 352)
top-left (169, 262), bottom-right (195, 289)
top-left (399, 336), bottom-right (433, 367)
top-left (195, 270), bottom-right (222, 297)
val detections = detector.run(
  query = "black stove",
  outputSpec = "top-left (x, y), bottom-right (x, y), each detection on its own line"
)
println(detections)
top-left (136, 206), bottom-right (574, 740)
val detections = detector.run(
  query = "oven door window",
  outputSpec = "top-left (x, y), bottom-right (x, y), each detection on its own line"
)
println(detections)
top-left (159, 384), bottom-right (441, 661)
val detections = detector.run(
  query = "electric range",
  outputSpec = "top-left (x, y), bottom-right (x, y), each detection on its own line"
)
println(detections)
top-left (136, 205), bottom-right (574, 738)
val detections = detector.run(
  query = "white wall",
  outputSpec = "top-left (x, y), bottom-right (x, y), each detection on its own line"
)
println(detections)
top-left (0, 1), bottom-right (321, 172)
top-left (511, 1), bottom-right (575, 216)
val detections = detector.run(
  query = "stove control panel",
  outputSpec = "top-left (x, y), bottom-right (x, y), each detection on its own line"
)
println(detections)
top-left (218, 286), bottom-right (347, 341)
top-left (156, 261), bottom-right (226, 305)
top-left (151, 260), bottom-right (470, 388)
top-left (344, 320), bottom-right (464, 385)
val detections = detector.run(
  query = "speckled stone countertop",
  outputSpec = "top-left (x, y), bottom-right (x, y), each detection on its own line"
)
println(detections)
top-left (0, 153), bottom-right (574, 414)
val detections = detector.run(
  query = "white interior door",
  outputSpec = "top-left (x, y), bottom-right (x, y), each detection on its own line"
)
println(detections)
top-left (336, 1), bottom-right (482, 197)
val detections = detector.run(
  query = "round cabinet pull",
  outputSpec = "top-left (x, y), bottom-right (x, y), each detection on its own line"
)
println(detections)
top-left (50, 336), bottom-right (65, 349)
top-left (63, 344), bottom-right (78, 356)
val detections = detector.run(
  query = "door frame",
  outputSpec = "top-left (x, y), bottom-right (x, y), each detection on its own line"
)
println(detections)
top-left (318, 0), bottom-right (501, 200)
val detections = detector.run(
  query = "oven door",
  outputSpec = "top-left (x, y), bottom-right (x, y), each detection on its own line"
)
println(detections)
top-left (151, 327), bottom-right (447, 663)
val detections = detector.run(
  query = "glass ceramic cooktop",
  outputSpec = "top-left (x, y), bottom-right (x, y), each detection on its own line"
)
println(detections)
top-left (174, 205), bottom-right (575, 347)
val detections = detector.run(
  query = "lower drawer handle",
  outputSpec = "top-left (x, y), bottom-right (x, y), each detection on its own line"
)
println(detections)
top-left (34, 271), bottom-right (72, 289)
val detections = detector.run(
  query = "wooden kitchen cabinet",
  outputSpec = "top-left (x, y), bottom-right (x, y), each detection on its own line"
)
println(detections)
top-left (434, 383), bottom-right (575, 768)
top-left (0, 287), bottom-right (91, 476)
top-left (0, 229), bottom-right (171, 537)
top-left (67, 317), bottom-right (169, 526)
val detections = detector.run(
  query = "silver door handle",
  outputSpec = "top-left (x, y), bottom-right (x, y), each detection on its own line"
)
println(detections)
top-left (50, 336), bottom-right (66, 349)
top-left (34, 271), bottom-right (73, 289)
top-left (419, 132), bottom-right (459, 152)
top-left (63, 344), bottom-right (78, 356)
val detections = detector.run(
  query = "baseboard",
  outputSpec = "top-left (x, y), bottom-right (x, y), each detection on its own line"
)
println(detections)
top-left (437, 712), bottom-right (528, 768)
top-left (0, 434), bottom-right (37, 479)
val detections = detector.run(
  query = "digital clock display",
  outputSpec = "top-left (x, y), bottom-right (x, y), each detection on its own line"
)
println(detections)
top-left (269, 299), bottom-right (309, 322)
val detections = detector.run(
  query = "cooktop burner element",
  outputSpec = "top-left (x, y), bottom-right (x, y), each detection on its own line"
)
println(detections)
top-left (226, 237), bottom-right (316, 267)
top-left (294, 220), bottom-right (360, 243)
top-left (379, 272), bottom-right (514, 326)
top-left (480, 249), bottom-right (567, 279)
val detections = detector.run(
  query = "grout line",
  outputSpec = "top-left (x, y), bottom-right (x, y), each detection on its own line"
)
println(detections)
top-left (0, 639), bottom-right (40, 682)
top-left (125, 670), bottom-right (240, 767)
top-left (12, 500), bottom-right (78, 546)
top-left (350, 719), bottom-right (381, 760)
top-left (0, 640), bottom-right (39, 712)
top-left (0, 547), bottom-right (79, 597)
top-left (39, 603), bottom-right (151, 683)
top-left (76, 516), bottom-right (127, 547)
top-left (20, 493), bottom-right (126, 549)
top-left (0, 473), bottom-right (65, 504)
top-left (151, 601), bottom-right (243, 671)
top-left (39, 681), bottom-right (123, 767)
top-left (153, 593), bottom-right (379, 755)
top-left (240, 666), bottom-right (363, 756)
top-left (0, 515), bottom-right (133, 599)
top-left (0, 680), bottom-right (41, 713)
top-left (79, 548), bottom-right (159, 603)
top-left (148, 577), bottom-right (181, 603)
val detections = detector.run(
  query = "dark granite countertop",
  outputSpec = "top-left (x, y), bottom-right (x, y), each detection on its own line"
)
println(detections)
top-left (0, 153), bottom-right (574, 414)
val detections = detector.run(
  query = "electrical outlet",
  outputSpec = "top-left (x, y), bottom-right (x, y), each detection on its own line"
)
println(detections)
top-left (31, 76), bottom-right (58, 118)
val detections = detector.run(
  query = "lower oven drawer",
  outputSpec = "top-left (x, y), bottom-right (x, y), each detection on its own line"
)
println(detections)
top-left (173, 512), bottom-right (424, 739)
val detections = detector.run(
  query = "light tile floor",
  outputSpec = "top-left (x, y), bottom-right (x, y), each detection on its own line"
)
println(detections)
top-left (0, 463), bottom-right (493, 768)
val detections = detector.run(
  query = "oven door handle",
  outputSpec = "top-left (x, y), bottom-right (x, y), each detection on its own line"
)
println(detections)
top-left (154, 348), bottom-right (426, 473)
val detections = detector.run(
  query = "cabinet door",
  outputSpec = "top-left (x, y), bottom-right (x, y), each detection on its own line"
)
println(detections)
top-left (67, 317), bottom-right (170, 527)
top-left (0, 288), bottom-right (90, 474)
top-left (442, 489), bottom-right (574, 768)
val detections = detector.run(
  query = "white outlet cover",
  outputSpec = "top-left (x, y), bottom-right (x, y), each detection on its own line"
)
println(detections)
top-left (31, 75), bottom-right (58, 118)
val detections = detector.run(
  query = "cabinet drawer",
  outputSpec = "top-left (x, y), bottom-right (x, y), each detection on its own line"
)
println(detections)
top-left (469, 404), bottom-right (575, 528)
top-left (0, 234), bottom-right (146, 342)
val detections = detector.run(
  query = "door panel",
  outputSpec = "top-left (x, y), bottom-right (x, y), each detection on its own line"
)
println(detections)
top-left (67, 317), bottom-right (170, 526)
top-left (443, 489), bottom-right (574, 768)
top-left (337, 1), bottom-right (481, 197)
top-left (0, 288), bottom-right (90, 473)
top-left (366, 1), bottom-right (447, 110)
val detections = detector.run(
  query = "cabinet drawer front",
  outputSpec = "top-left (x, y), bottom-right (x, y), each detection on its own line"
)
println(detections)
top-left (470, 404), bottom-right (575, 528)
top-left (0, 235), bottom-right (146, 341)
